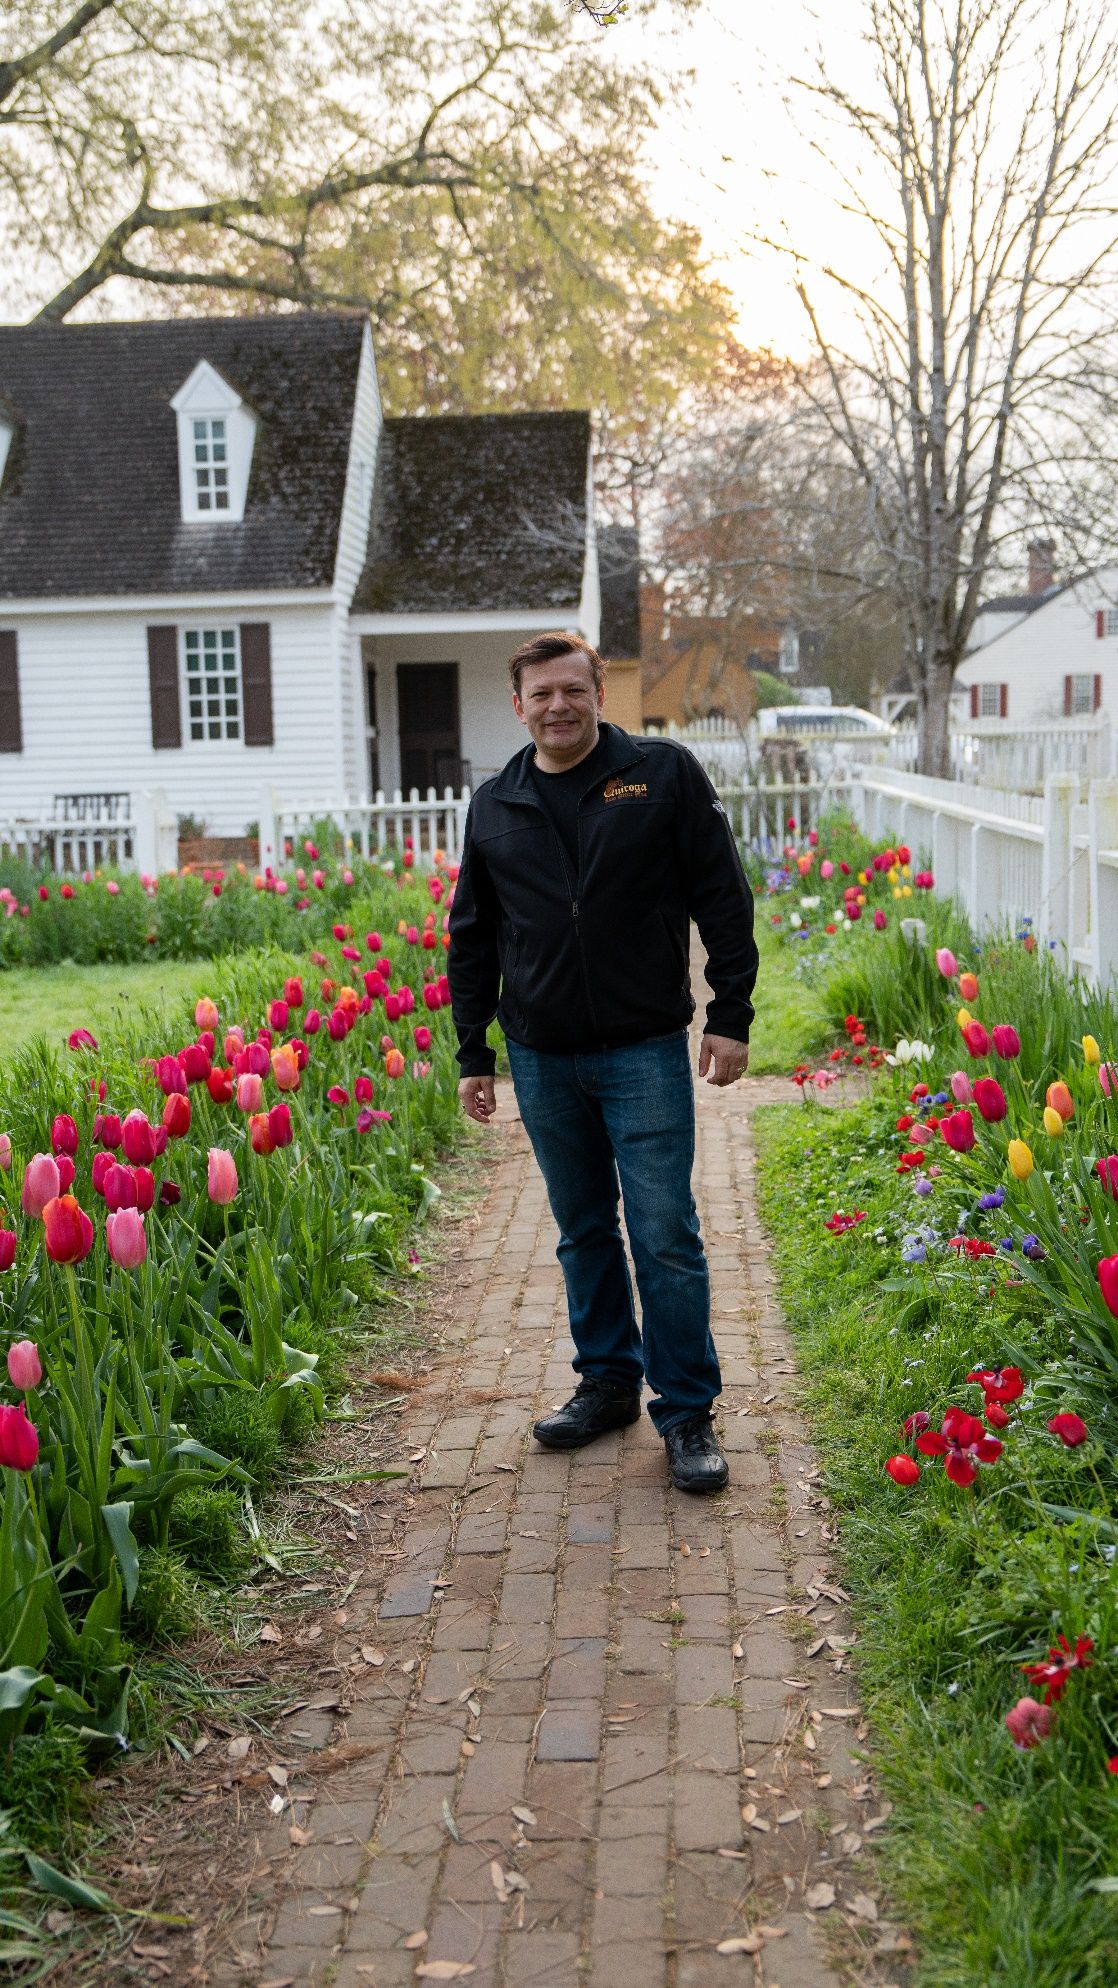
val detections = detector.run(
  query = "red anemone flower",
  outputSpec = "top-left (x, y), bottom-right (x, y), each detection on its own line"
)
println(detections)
top-left (1021, 1634), bottom-right (1093, 1705)
top-left (885, 1454), bottom-right (920, 1486)
top-left (967, 1365), bottom-right (1023, 1406)
top-left (1047, 1412), bottom-right (1088, 1448)
top-left (916, 1406), bottom-right (1002, 1486)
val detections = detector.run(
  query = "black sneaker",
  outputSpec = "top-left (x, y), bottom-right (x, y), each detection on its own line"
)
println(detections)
top-left (664, 1412), bottom-right (729, 1494)
top-left (533, 1377), bottom-right (642, 1450)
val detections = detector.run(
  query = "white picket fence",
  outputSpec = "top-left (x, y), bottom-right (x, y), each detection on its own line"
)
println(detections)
top-left (259, 787), bottom-right (472, 873)
top-left (0, 791), bottom-right (177, 875)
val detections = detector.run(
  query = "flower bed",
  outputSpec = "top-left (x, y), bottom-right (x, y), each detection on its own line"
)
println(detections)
top-left (755, 824), bottom-right (1118, 1985)
top-left (0, 856), bottom-right (463, 1823)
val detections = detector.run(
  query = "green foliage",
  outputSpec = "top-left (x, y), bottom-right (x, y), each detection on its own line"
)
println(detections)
top-left (167, 1488), bottom-right (248, 1578)
top-left (2, 1725), bottom-right (89, 1852)
top-left (129, 1549), bottom-right (199, 1647)
top-left (752, 670), bottom-right (800, 709)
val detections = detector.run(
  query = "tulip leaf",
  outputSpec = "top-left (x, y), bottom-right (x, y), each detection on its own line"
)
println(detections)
top-left (24, 1853), bottom-right (112, 1913)
top-left (100, 1503), bottom-right (140, 1606)
top-left (0, 1666), bottom-right (45, 1713)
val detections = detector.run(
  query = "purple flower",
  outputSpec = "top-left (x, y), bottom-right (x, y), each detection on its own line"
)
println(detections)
top-left (913, 1178), bottom-right (934, 1197)
top-left (1022, 1234), bottom-right (1045, 1260)
top-left (998, 1237), bottom-right (1016, 1253)
top-left (978, 1188), bottom-right (1007, 1212)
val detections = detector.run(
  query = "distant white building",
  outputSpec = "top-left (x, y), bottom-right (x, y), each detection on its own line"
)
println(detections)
top-left (955, 540), bottom-right (1118, 724)
top-left (0, 314), bottom-right (620, 835)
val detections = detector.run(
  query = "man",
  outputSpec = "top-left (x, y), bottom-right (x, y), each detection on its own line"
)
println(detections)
top-left (448, 632), bottom-right (758, 1493)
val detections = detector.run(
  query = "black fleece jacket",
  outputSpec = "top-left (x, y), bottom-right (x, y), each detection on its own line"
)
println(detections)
top-left (448, 724), bottom-right (758, 1076)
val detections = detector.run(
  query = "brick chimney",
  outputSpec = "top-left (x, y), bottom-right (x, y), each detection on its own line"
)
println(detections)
top-left (1028, 538), bottom-right (1056, 596)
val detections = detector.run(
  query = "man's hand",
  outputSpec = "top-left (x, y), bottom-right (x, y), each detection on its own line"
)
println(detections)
top-left (459, 1075), bottom-right (498, 1123)
top-left (698, 1034), bottom-right (750, 1086)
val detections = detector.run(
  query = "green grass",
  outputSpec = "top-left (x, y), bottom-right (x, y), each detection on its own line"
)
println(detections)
top-left (748, 919), bottom-right (831, 1074)
top-left (0, 958), bottom-right (217, 1054)
top-left (754, 1096), bottom-right (1118, 1988)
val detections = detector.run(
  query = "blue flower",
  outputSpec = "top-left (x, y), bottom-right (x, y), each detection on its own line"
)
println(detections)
top-left (913, 1177), bottom-right (934, 1197)
top-left (930, 1090), bottom-right (949, 1106)
top-left (1022, 1233), bottom-right (1045, 1260)
top-left (977, 1188), bottom-right (1007, 1212)
top-left (998, 1237), bottom-right (1016, 1253)
top-left (901, 1241), bottom-right (927, 1264)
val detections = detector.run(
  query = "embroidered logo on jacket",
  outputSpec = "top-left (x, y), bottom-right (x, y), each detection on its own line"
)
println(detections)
top-left (602, 777), bottom-right (648, 801)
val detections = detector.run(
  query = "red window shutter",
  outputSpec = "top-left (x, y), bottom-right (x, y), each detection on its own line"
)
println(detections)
top-left (240, 623), bottom-right (274, 747)
top-left (148, 626), bottom-right (181, 749)
top-left (1064, 674), bottom-right (1074, 716)
top-left (970, 684), bottom-right (979, 719)
top-left (1098, 610), bottom-right (1106, 638)
top-left (1095, 673), bottom-right (1103, 712)
top-left (999, 683), bottom-right (1008, 718)
top-left (0, 630), bottom-right (21, 753)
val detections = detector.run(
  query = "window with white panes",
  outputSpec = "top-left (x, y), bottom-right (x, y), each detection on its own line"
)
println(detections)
top-left (182, 628), bottom-right (241, 741)
top-left (192, 417), bottom-right (230, 512)
top-left (978, 682), bottom-right (1002, 716)
top-left (1071, 673), bottom-right (1095, 715)
top-left (1103, 608), bottom-right (1118, 638)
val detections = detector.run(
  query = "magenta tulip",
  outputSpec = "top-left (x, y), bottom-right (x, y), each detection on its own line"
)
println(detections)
top-left (106, 1207), bottom-right (147, 1269)
top-left (55, 1156), bottom-right (75, 1194)
top-left (0, 1402), bottom-right (39, 1470)
top-left (91, 1151), bottom-right (113, 1196)
top-left (21, 1153), bottom-right (60, 1219)
top-left (207, 1148), bottom-right (238, 1205)
top-left (992, 1025), bottom-right (1021, 1060)
top-left (0, 1132), bottom-right (10, 1171)
top-left (0, 1230), bottom-right (16, 1272)
top-left (941, 1109), bottom-right (977, 1153)
top-left (973, 1078), bottom-right (1007, 1123)
top-left (121, 1110), bottom-right (157, 1166)
top-left (1096, 1157), bottom-right (1118, 1199)
top-left (1099, 1256), bottom-right (1118, 1318)
top-left (50, 1113), bottom-right (79, 1158)
top-left (154, 1053), bottom-right (187, 1096)
top-left (95, 1112), bottom-right (123, 1149)
top-left (6, 1339), bottom-right (41, 1389)
top-left (103, 1162), bottom-right (137, 1212)
top-left (267, 1103), bottom-right (293, 1148)
top-left (132, 1166), bottom-right (155, 1214)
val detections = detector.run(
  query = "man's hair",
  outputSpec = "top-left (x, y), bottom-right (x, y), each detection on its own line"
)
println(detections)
top-left (507, 631), bottom-right (606, 699)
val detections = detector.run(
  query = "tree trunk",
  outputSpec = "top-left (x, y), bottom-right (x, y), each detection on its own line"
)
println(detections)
top-left (917, 657), bottom-right (955, 779)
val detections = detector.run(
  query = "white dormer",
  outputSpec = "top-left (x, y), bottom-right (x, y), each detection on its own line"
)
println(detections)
top-left (0, 413), bottom-right (13, 489)
top-left (170, 361), bottom-right (257, 524)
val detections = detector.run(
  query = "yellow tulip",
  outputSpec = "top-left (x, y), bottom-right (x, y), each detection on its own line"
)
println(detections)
top-left (1083, 1034), bottom-right (1102, 1065)
top-left (1043, 1106), bottom-right (1064, 1138)
top-left (892, 886), bottom-right (902, 898)
top-left (1008, 1139), bottom-right (1034, 1180)
top-left (957, 1007), bottom-right (974, 1030)
top-left (902, 864), bottom-right (911, 877)
top-left (901, 885), bottom-right (913, 897)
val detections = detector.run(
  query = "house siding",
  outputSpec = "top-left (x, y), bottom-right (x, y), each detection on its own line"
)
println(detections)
top-left (1, 604), bottom-right (342, 837)
top-left (954, 572), bottom-right (1118, 724)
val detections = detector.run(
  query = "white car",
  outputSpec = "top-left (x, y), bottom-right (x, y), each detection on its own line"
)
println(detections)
top-left (757, 705), bottom-right (894, 738)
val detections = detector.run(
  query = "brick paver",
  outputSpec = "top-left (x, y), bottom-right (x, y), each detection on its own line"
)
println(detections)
top-left (246, 979), bottom-right (903, 1988)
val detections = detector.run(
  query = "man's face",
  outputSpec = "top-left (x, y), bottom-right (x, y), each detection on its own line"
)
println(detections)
top-left (513, 653), bottom-right (604, 765)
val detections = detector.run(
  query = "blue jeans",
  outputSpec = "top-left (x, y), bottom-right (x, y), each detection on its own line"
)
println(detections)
top-left (506, 1031), bottom-right (721, 1434)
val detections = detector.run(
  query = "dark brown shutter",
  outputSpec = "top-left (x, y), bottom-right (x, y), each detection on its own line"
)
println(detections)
top-left (1064, 674), bottom-right (1074, 716)
top-left (1098, 610), bottom-right (1106, 638)
top-left (0, 630), bottom-right (22, 752)
top-left (1095, 673), bottom-right (1103, 712)
top-left (240, 623), bottom-right (273, 747)
top-left (969, 684), bottom-right (979, 719)
top-left (999, 682), bottom-right (1008, 718)
top-left (147, 626), bottom-right (181, 749)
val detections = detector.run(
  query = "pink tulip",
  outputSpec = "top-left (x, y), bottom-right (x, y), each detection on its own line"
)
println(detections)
top-left (908, 1122), bottom-right (934, 1146)
top-left (0, 1402), bottom-right (38, 1471)
top-left (268, 999), bottom-right (289, 1031)
top-left (207, 1148), bottom-right (238, 1205)
top-left (106, 1208), bottom-right (147, 1269)
top-left (0, 1230), bottom-right (16, 1272)
top-left (103, 1162), bottom-right (138, 1212)
top-left (949, 1071), bottom-right (972, 1105)
top-left (1005, 1696), bottom-right (1054, 1751)
top-left (941, 1109), bottom-right (976, 1153)
top-left (195, 996), bottom-right (220, 1031)
top-left (223, 1028), bottom-right (245, 1061)
top-left (1100, 1064), bottom-right (1118, 1098)
top-left (6, 1339), bottom-right (41, 1389)
top-left (21, 1153), bottom-right (60, 1218)
top-left (935, 948), bottom-right (957, 978)
top-left (50, 1113), bottom-right (79, 1157)
top-left (236, 1073), bottom-right (264, 1113)
top-left (873, 908), bottom-right (887, 930)
top-left (0, 1132), bottom-right (10, 1171)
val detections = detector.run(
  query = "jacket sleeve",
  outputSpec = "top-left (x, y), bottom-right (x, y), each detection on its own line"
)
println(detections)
top-left (677, 750), bottom-right (758, 1043)
top-left (447, 799), bottom-right (502, 1076)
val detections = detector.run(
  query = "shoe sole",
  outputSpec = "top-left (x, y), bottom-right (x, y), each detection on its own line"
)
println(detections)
top-left (532, 1402), bottom-right (642, 1450)
top-left (669, 1468), bottom-right (730, 1495)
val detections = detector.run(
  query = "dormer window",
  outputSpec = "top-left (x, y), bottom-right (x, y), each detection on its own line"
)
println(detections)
top-left (170, 362), bottom-right (256, 524)
top-left (192, 417), bottom-right (229, 512)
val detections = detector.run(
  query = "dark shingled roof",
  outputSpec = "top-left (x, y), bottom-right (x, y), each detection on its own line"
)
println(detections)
top-left (354, 410), bottom-right (590, 613)
top-left (0, 313), bottom-right (366, 598)
top-left (597, 523), bottom-right (640, 659)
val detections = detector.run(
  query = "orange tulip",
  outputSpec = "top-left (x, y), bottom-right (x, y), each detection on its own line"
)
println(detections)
top-left (42, 1193), bottom-right (94, 1264)
top-left (271, 1044), bottom-right (301, 1093)
top-left (959, 972), bottom-right (979, 1002)
top-left (384, 1048), bottom-right (406, 1079)
top-left (248, 1112), bottom-right (276, 1155)
top-left (1046, 1081), bottom-right (1075, 1122)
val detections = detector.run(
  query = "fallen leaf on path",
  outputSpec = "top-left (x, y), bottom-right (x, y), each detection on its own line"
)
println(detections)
top-left (815, 1774), bottom-right (832, 1789)
top-left (441, 1799), bottom-right (460, 1842)
top-left (807, 1637), bottom-right (827, 1658)
top-left (511, 1805), bottom-right (537, 1826)
top-left (805, 1882), bottom-right (836, 1911)
top-left (361, 1647), bottom-right (385, 1666)
top-left (226, 1736), bottom-right (251, 1761)
top-left (267, 1765), bottom-right (289, 1788)
top-left (415, 1965), bottom-right (476, 1980)
top-left (777, 1809), bottom-right (802, 1825)
top-left (698, 1546), bottom-right (711, 1558)
top-left (849, 1893), bottom-right (878, 1922)
top-left (756, 1926), bottom-right (788, 1939)
top-left (306, 1905), bottom-right (342, 1917)
top-left (716, 1935), bottom-right (764, 1955)
top-left (288, 1825), bottom-right (313, 1847)
top-left (404, 1931), bottom-right (429, 1950)
top-left (717, 1848), bottom-right (748, 1861)
top-left (259, 1624), bottom-right (282, 1643)
top-left (269, 1794), bottom-right (286, 1816)
top-left (821, 1706), bottom-right (860, 1719)
top-left (679, 1542), bottom-right (691, 1557)
top-left (864, 1810), bottom-right (893, 1832)
top-left (731, 1641), bottom-right (744, 1659)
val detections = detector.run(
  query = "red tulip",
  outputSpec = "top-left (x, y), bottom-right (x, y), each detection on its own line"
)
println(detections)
top-left (885, 1454), bottom-right (920, 1485)
top-left (207, 1148), bottom-right (238, 1204)
top-left (106, 1207), bottom-right (147, 1269)
top-left (1048, 1413), bottom-right (1088, 1448)
top-left (267, 1103), bottom-right (293, 1148)
top-left (207, 1065), bottom-right (235, 1104)
top-left (1096, 1157), bottom-right (1118, 1198)
top-left (1005, 1696), bottom-right (1054, 1750)
top-left (289, 1038), bottom-right (308, 1070)
top-left (103, 1162), bottom-right (137, 1212)
top-left (423, 984), bottom-right (440, 1012)
top-left (55, 1155), bottom-right (75, 1193)
top-left (0, 1230), bottom-right (16, 1272)
top-left (972, 1078), bottom-right (1007, 1123)
top-left (961, 1021), bottom-right (991, 1057)
top-left (941, 1109), bottom-right (976, 1153)
top-left (992, 1025), bottom-right (1021, 1060)
top-left (50, 1113), bottom-right (79, 1157)
top-left (159, 1179), bottom-right (181, 1206)
top-left (367, 931), bottom-right (382, 953)
top-left (0, 1402), bottom-right (38, 1470)
top-left (21, 1153), bottom-right (60, 1218)
top-left (303, 1007), bottom-right (322, 1035)
top-left (154, 1053), bottom-right (187, 1096)
top-left (95, 1112), bottom-right (123, 1149)
top-left (268, 999), bottom-right (289, 1031)
top-left (248, 1112), bottom-right (275, 1156)
top-left (354, 1076), bottom-right (373, 1105)
top-left (41, 1193), bottom-right (94, 1264)
top-left (327, 1086), bottom-right (350, 1107)
top-left (121, 1111), bottom-right (156, 1166)
top-left (132, 1166), bottom-right (155, 1213)
top-left (1099, 1256), bottom-right (1118, 1318)
top-left (91, 1151), bottom-right (113, 1196)
top-left (327, 1011), bottom-right (347, 1041)
top-left (162, 1092), bottom-right (191, 1138)
top-left (414, 1025), bottom-right (432, 1052)
top-left (180, 1042), bottom-right (212, 1085)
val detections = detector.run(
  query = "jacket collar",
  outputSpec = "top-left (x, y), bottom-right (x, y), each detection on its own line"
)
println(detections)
top-left (490, 722), bottom-right (648, 805)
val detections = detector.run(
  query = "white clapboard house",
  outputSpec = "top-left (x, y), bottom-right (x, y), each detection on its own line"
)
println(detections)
top-left (0, 313), bottom-right (618, 839)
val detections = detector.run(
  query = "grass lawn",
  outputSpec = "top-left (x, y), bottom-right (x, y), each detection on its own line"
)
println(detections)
top-left (0, 958), bottom-right (216, 1054)
top-left (746, 919), bottom-right (831, 1074)
top-left (754, 1094), bottom-right (1118, 1988)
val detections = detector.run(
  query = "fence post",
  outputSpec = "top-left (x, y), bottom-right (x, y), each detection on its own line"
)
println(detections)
top-left (133, 793), bottom-right (158, 878)
top-left (257, 789), bottom-right (281, 872)
top-left (149, 788), bottom-right (178, 874)
top-left (1039, 772), bottom-right (1078, 957)
top-left (1087, 778), bottom-right (1118, 986)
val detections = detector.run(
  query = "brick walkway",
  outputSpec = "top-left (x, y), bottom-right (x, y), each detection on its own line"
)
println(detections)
top-left (250, 1057), bottom-right (897, 1988)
